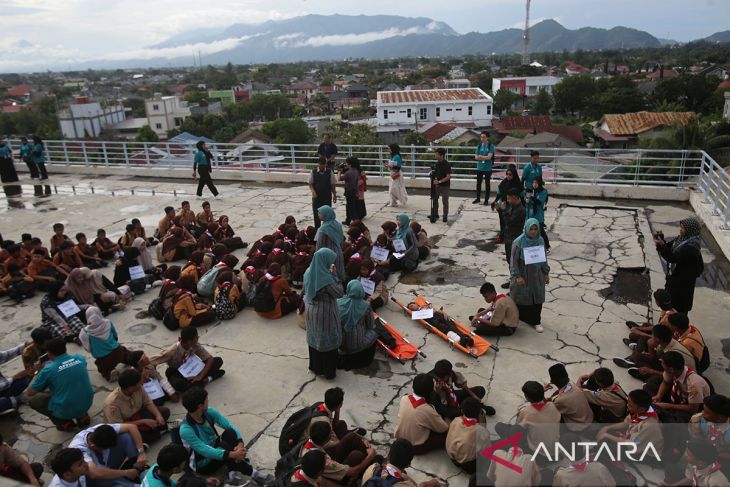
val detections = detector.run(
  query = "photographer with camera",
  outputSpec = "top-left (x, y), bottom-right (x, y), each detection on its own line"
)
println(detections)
top-left (431, 148), bottom-right (451, 223)
top-left (309, 157), bottom-right (337, 229)
top-left (653, 218), bottom-right (704, 314)
top-left (338, 157), bottom-right (363, 226)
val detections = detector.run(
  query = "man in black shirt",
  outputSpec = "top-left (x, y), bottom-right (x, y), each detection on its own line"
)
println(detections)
top-left (317, 133), bottom-right (338, 169)
top-left (308, 157), bottom-right (337, 228)
top-left (432, 148), bottom-right (452, 223)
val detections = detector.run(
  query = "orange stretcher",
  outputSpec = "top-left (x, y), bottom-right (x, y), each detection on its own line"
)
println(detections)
top-left (373, 312), bottom-right (425, 364)
top-left (391, 295), bottom-right (497, 358)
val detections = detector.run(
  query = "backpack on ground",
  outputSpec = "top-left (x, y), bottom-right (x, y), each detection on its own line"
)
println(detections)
top-left (253, 279), bottom-right (278, 313)
top-left (278, 403), bottom-right (328, 456)
top-left (148, 298), bottom-right (165, 319)
top-left (362, 464), bottom-right (404, 487)
top-left (275, 440), bottom-right (306, 478)
top-left (197, 266), bottom-right (224, 297)
top-left (215, 285), bottom-right (237, 320)
top-left (163, 307), bottom-right (180, 331)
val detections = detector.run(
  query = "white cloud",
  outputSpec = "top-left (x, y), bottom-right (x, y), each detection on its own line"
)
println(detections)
top-left (292, 25), bottom-right (432, 48)
top-left (104, 36), bottom-right (256, 61)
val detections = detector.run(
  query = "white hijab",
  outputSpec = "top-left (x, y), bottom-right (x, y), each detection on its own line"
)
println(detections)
top-left (133, 237), bottom-right (154, 271)
top-left (79, 306), bottom-right (112, 353)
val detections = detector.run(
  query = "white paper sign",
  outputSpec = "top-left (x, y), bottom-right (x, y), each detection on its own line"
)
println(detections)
top-left (359, 278), bottom-right (376, 295)
top-left (143, 379), bottom-right (165, 400)
top-left (370, 246), bottom-right (389, 261)
top-left (411, 308), bottom-right (434, 320)
top-left (523, 245), bottom-right (547, 265)
top-left (129, 265), bottom-right (145, 280)
top-left (178, 353), bottom-right (205, 378)
top-left (57, 299), bottom-right (81, 318)
top-left (393, 252), bottom-right (405, 260)
top-left (392, 239), bottom-right (407, 252)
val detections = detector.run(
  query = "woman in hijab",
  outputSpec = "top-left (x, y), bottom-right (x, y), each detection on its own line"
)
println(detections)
top-left (40, 281), bottom-right (88, 340)
top-left (389, 214), bottom-right (419, 273)
top-left (386, 143), bottom-right (408, 207)
top-left (510, 218), bottom-right (550, 333)
top-left (180, 250), bottom-right (205, 283)
top-left (256, 262), bottom-right (299, 320)
top-left (525, 176), bottom-right (550, 252)
top-left (113, 246), bottom-right (147, 293)
top-left (173, 275), bottom-right (216, 328)
top-left (314, 205), bottom-right (345, 283)
top-left (654, 217), bottom-right (704, 313)
top-left (80, 306), bottom-right (144, 380)
top-left (197, 223), bottom-right (219, 251)
top-left (360, 259), bottom-right (388, 310)
top-left (304, 248), bottom-right (344, 379)
top-left (215, 215), bottom-right (247, 251)
top-left (410, 221), bottom-right (430, 261)
top-left (65, 267), bottom-right (120, 314)
top-left (491, 164), bottom-right (522, 244)
top-left (337, 280), bottom-right (377, 370)
top-left (157, 265), bottom-right (181, 315)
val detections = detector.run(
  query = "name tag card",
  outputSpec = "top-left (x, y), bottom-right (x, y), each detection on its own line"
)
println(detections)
top-left (143, 379), bottom-right (165, 400)
top-left (523, 245), bottom-right (547, 265)
top-left (412, 308), bottom-right (434, 320)
top-left (393, 252), bottom-right (405, 260)
top-left (57, 299), bottom-right (81, 318)
top-left (370, 246), bottom-right (389, 261)
top-left (129, 265), bottom-right (146, 280)
top-left (392, 239), bottom-right (407, 252)
top-left (359, 278), bottom-right (376, 295)
top-left (178, 354), bottom-right (205, 378)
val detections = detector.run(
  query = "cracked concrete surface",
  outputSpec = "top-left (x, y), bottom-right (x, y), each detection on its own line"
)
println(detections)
top-left (1, 176), bottom-right (728, 487)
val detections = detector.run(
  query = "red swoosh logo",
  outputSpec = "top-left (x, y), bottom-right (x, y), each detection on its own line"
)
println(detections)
top-left (481, 433), bottom-right (524, 474)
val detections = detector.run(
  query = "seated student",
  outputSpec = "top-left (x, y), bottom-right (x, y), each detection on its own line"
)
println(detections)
top-left (689, 395), bottom-right (730, 467)
top-left (597, 389), bottom-right (664, 454)
top-left (576, 367), bottom-right (628, 423)
top-left (180, 251), bottom-right (205, 284)
top-left (23, 327), bottom-right (53, 372)
top-left (626, 288), bottom-right (675, 342)
top-left (118, 224), bottom-right (138, 248)
top-left (179, 388), bottom-right (272, 484)
top-left (28, 337), bottom-right (94, 431)
top-left (409, 222), bottom-right (431, 261)
top-left (0, 263), bottom-right (36, 301)
top-left (20, 233), bottom-right (35, 260)
top-left (552, 459), bottom-right (616, 487)
top-left (614, 324), bottom-right (696, 379)
top-left (266, 246), bottom-right (291, 282)
top-left (197, 254), bottom-right (239, 299)
top-left (196, 223), bottom-right (219, 252)
top-left (667, 313), bottom-right (706, 369)
top-left (79, 307), bottom-right (144, 381)
top-left (49, 448), bottom-right (90, 487)
top-left (103, 368), bottom-right (171, 444)
top-left (645, 351), bottom-right (711, 423)
top-left (290, 450), bottom-right (329, 487)
top-left (178, 201), bottom-right (201, 237)
top-left (30, 237), bottom-right (50, 259)
top-left (135, 353), bottom-right (178, 406)
top-left (149, 327), bottom-right (224, 393)
top-left (0, 340), bottom-right (35, 415)
top-left (54, 241), bottom-right (83, 273)
top-left (28, 248), bottom-right (67, 288)
top-left (486, 434), bottom-right (541, 487)
top-left (68, 423), bottom-right (147, 487)
top-left (255, 263), bottom-right (299, 319)
top-left (337, 280), bottom-right (377, 371)
top-left (3, 244), bottom-right (28, 271)
top-left (290, 246), bottom-right (312, 289)
top-left (157, 207), bottom-right (177, 240)
top-left (301, 387), bottom-right (366, 448)
top-left (661, 439), bottom-right (729, 487)
top-left (131, 219), bottom-right (156, 247)
top-left (359, 259), bottom-right (388, 311)
top-left (545, 364), bottom-right (594, 432)
top-left (344, 253), bottom-right (363, 284)
top-left (428, 359), bottom-right (491, 420)
top-left (50, 223), bottom-right (71, 256)
top-left (215, 215), bottom-right (246, 251)
top-left (94, 229), bottom-right (121, 260)
top-left (470, 282), bottom-right (519, 336)
top-left (142, 444), bottom-right (218, 487)
top-left (174, 275), bottom-right (217, 328)
top-left (159, 227), bottom-right (196, 263)
top-left (41, 281), bottom-right (88, 340)
top-left (156, 266), bottom-right (181, 315)
top-left (394, 374), bottom-right (450, 455)
top-left (196, 201), bottom-right (215, 228)
top-left (361, 439), bottom-right (442, 487)
top-left (446, 398), bottom-right (487, 474)
top-left (388, 215), bottom-right (419, 273)
top-left (74, 233), bottom-right (105, 269)
top-left (300, 422), bottom-right (375, 484)
top-left (494, 381), bottom-right (560, 454)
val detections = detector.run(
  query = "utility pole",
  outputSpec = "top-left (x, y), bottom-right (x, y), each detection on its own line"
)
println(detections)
top-left (522, 0), bottom-right (531, 65)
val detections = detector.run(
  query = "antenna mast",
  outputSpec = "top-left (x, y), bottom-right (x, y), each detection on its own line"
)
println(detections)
top-left (522, 0), bottom-right (531, 65)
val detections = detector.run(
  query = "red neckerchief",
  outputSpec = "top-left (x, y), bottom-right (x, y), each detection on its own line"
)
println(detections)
top-left (706, 423), bottom-right (725, 446)
top-left (163, 279), bottom-right (175, 286)
top-left (272, 248), bottom-right (284, 255)
top-left (692, 462), bottom-right (722, 487)
top-left (630, 406), bottom-right (658, 424)
top-left (244, 266), bottom-right (255, 273)
top-left (493, 293), bottom-right (506, 302)
top-left (265, 273), bottom-right (281, 281)
top-left (176, 289), bottom-right (194, 297)
top-left (303, 439), bottom-right (319, 450)
top-left (462, 417), bottom-right (478, 427)
top-left (384, 466), bottom-right (402, 479)
top-left (571, 462), bottom-right (588, 472)
top-left (275, 230), bottom-right (285, 237)
top-left (610, 385), bottom-right (622, 392)
top-left (293, 470), bottom-right (317, 487)
top-left (350, 253), bottom-right (362, 261)
top-left (255, 250), bottom-right (266, 257)
top-left (218, 282), bottom-right (231, 291)
top-left (408, 394), bottom-right (427, 408)
top-left (214, 262), bottom-right (229, 269)
top-left (671, 367), bottom-right (695, 404)
top-left (297, 251), bottom-right (309, 256)
top-left (316, 403), bottom-right (330, 415)
top-left (532, 401), bottom-right (546, 411)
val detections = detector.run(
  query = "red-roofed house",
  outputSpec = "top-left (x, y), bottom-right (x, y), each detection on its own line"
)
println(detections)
top-left (646, 69), bottom-right (679, 79)
top-left (6, 84), bottom-right (33, 102)
top-left (565, 63), bottom-right (589, 76)
top-left (493, 116), bottom-right (584, 145)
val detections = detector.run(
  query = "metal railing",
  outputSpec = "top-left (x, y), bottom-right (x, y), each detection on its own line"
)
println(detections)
top-left (5, 138), bottom-right (728, 226)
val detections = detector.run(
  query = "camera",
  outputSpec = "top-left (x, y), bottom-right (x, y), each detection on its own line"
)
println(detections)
top-left (334, 160), bottom-right (348, 173)
top-left (654, 230), bottom-right (664, 240)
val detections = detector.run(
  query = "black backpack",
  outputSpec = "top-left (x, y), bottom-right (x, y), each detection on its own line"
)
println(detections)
top-left (163, 307), bottom-right (180, 330)
top-left (148, 298), bottom-right (165, 320)
top-left (362, 464), bottom-right (404, 487)
top-left (278, 403), bottom-right (328, 456)
top-left (253, 279), bottom-right (277, 313)
top-left (275, 440), bottom-right (306, 478)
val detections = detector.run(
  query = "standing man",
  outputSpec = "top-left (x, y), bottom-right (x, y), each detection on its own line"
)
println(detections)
top-left (500, 188), bottom-right (525, 289)
top-left (193, 141), bottom-right (219, 198)
top-left (339, 157), bottom-right (361, 226)
top-left (432, 148), bottom-right (451, 223)
top-left (308, 157), bottom-right (337, 229)
top-left (521, 150), bottom-right (543, 191)
top-left (473, 131), bottom-right (494, 205)
top-left (317, 133), bottom-right (338, 170)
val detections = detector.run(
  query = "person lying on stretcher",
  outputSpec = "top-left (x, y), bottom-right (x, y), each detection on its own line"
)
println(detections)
top-left (406, 303), bottom-right (474, 347)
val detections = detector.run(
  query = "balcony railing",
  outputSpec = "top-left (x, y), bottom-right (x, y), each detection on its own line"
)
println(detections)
top-left (5, 138), bottom-right (729, 228)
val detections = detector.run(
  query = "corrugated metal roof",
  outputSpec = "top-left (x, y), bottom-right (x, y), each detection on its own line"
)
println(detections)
top-left (378, 88), bottom-right (489, 104)
top-left (602, 111), bottom-right (696, 136)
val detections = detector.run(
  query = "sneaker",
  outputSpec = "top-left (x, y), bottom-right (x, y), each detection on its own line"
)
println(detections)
top-left (500, 281), bottom-right (510, 289)
top-left (612, 357), bottom-right (635, 368)
top-left (625, 320), bottom-right (639, 329)
top-left (209, 369), bottom-right (226, 382)
top-left (251, 471), bottom-right (274, 486)
top-left (629, 343), bottom-right (637, 350)
top-left (472, 199), bottom-right (481, 204)
top-left (227, 471), bottom-right (248, 487)
top-left (535, 324), bottom-right (544, 333)
top-left (627, 368), bottom-right (643, 380)
top-left (0, 406), bottom-right (17, 416)
top-left (442, 217), bottom-right (448, 223)
top-left (482, 405), bottom-right (496, 416)
top-left (546, 248), bottom-right (552, 255)
top-left (622, 338), bottom-right (632, 347)
top-left (355, 427), bottom-right (367, 436)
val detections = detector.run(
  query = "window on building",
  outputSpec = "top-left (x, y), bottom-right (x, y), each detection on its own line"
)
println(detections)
top-left (468, 106), bottom-right (473, 116)
top-left (446, 108), bottom-right (453, 112)
top-left (155, 123), bottom-right (162, 129)
top-left (407, 108), bottom-right (412, 118)
top-left (383, 110), bottom-right (388, 120)
top-left (152, 104), bottom-right (160, 111)
top-left (174, 118), bottom-right (183, 127)
top-left (487, 105), bottom-right (492, 115)
top-left (456, 108), bottom-right (462, 111)
top-left (419, 107), bottom-right (427, 120)
top-left (436, 107), bottom-right (441, 116)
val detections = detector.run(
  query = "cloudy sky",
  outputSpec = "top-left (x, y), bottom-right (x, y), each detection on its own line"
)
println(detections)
top-left (1, 0), bottom-right (727, 73)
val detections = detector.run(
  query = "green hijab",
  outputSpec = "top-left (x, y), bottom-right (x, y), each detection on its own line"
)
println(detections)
top-left (315, 205), bottom-right (344, 249)
top-left (513, 217), bottom-right (544, 249)
top-left (337, 280), bottom-right (371, 332)
top-left (303, 248), bottom-right (338, 304)
top-left (395, 214), bottom-right (411, 241)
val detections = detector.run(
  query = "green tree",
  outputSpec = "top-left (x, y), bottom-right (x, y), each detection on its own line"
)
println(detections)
top-left (650, 74), bottom-right (720, 113)
top-left (404, 131), bottom-right (428, 146)
top-left (588, 77), bottom-right (645, 118)
top-left (493, 88), bottom-right (521, 115)
top-left (135, 125), bottom-right (159, 142)
top-left (261, 118), bottom-right (313, 144)
top-left (531, 89), bottom-right (553, 115)
top-left (552, 75), bottom-right (595, 118)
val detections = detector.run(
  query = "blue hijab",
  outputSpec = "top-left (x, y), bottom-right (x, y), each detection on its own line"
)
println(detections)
top-left (315, 205), bottom-right (344, 249)
top-left (512, 218), bottom-right (544, 249)
top-left (337, 280), bottom-right (371, 332)
top-left (395, 214), bottom-right (411, 241)
top-left (303, 248), bottom-right (338, 304)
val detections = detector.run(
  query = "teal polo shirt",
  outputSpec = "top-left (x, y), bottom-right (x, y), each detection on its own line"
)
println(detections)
top-left (31, 353), bottom-right (94, 420)
top-left (475, 142), bottom-right (494, 172)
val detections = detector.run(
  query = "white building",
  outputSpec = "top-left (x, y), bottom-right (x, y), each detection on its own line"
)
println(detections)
top-left (376, 88), bottom-right (493, 130)
top-left (491, 76), bottom-right (562, 97)
top-left (444, 78), bottom-right (471, 89)
top-left (145, 94), bottom-right (192, 137)
top-left (58, 98), bottom-right (126, 139)
top-left (724, 92), bottom-right (730, 122)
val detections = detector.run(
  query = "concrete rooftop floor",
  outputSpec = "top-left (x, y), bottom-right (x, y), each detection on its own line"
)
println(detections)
top-left (1, 176), bottom-right (729, 487)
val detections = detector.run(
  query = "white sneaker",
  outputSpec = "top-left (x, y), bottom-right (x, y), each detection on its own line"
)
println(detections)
top-left (629, 343), bottom-right (637, 350)
top-left (535, 324), bottom-right (544, 333)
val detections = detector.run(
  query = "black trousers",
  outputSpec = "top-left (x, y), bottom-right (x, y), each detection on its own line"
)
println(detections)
top-left (194, 428), bottom-right (252, 476)
top-left (540, 223), bottom-right (551, 249)
top-left (196, 166), bottom-right (218, 197)
top-left (476, 171), bottom-right (492, 201)
top-left (23, 157), bottom-right (39, 178)
top-left (312, 198), bottom-right (332, 229)
top-left (165, 356), bottom-right (223, 392)
top-left (37, 162), bottom-right (48, 180)
top-left (474, 323), bottom-right (516, 336)
top-left (344, 191), bottom-right (359, 224)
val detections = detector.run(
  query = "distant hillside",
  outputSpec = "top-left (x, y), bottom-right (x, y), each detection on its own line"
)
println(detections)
top-left (705, 30), bottom-right (730, 43)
